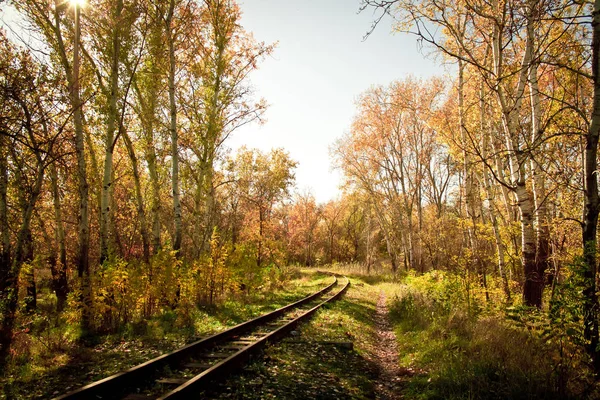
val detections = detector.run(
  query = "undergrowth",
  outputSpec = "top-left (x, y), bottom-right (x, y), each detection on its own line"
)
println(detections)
top-left (389, 271), bottom-right (598, 400)
top-left (0, 268), bottom-right (330, 400)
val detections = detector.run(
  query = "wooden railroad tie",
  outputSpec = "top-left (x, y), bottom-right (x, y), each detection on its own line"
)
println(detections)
top-left (219, 344), bottom-right (246, 350)
top-left (184, 362), bottom-right (212, 369)
top-left (122, 394), bottom-right (153, 400)
top-left (157, 378), bottom-right (189, 385)
top-left (200, 352), bottom-right (232, 359)
top-left (229, 340), bottom-right (254, 345)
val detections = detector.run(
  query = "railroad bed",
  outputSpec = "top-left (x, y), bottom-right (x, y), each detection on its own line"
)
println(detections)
top-left (54, 274), bottom-right (350, 400)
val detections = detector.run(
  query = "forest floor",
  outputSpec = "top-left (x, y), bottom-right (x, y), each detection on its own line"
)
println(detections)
top-left (203, 269), bottom-right (600, 400)
top-left (4, 269), bottom-right (598, 399)
top-left (0, 270), bottom-right (333, 400)
top-left (202, 272), bottom-right (410, 399)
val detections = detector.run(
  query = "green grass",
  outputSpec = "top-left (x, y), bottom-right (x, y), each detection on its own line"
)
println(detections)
top-left (203, 271), bottom-right (389, 399)
top-left (12, 265), bottom-right (598, 399)
top-left (0, 269), bottom-right (332, 400)
top-left (384, 273), bottom-right (599, 400)
top-left (293, 267), bottom-right (599, 400)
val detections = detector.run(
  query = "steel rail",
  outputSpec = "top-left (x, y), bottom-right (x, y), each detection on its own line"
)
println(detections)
top-left (159, 276), bottom-right (350, 400)
top-left (54, 275), bottom-right (339, 400)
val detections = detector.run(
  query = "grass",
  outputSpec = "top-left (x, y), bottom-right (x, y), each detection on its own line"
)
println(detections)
top-left (9, 263), bottom-right (597, 399)
top-left (0, 269), bottom-right (332, 400)
top-left (385, 272), bottom-right (600, 400)
top-left (202, 269), bottom-right (388, 399)
top-left (208, 264), bottom-right (600, 400)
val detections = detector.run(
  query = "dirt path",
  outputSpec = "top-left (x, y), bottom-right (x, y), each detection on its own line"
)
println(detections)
top-left (374, 292), bottom-right (403, 399)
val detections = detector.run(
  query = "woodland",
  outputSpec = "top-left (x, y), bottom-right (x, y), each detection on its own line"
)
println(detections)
top-left (1, 0), bottom-right (600, 398)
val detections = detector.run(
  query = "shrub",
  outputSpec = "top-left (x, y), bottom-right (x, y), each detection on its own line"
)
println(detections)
top-left (390, 271), bottom-right (595, 399)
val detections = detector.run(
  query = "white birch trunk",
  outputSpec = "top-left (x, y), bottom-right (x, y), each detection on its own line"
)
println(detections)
top-left (99, 0), bottom-right (123, 263)
top-left (167, 0), bottom-right (182, 252)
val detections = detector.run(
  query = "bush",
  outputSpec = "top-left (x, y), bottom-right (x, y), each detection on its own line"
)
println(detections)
top-left (390, 272), bottom-right (595, 399)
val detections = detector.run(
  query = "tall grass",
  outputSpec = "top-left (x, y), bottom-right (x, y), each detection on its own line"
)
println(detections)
top-left (388, 272), bottom-right (597, 399)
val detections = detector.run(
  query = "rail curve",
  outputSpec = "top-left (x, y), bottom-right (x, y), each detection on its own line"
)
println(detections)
top-left (54, 273), bottom-right (349, 400)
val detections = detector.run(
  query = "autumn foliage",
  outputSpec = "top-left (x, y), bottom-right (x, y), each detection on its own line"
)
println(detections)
top-left (2, 0), bottom-right (600, 387)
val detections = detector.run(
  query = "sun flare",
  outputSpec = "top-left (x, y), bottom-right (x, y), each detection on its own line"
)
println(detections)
top-left (69, 0), bottom-right (86, 8)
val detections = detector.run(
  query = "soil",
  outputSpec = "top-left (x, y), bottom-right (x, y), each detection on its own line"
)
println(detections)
top-left (373, 292), bottom-right (403, 399)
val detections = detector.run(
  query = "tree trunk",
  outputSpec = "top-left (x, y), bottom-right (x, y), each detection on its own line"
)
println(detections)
top-left (328, 230), bottom-right (334, 264)
top-left (582, 0), bottom-right (600, 374)
top-left (0, 134), bottom-right (10, 298)
top-left (70, 4), bottom-right (92, 332)
top-left (100, 0), bottom-right (123, 263)
top-left (483, 168), bottom-right (511, 301)
top-left (480, 85), bottom-right (511, 301)
top-left (491, 138), bottom-right (516, 221)
top-left (515, 180), bottom-right (540, 306)
top-left (365, 207), bottom-right (372, 274)
top-left (143, 136), bottom-right (161, 254)
top-left (50, 164), bottom-right (69, 311)
top-left (23, 229), bottom-right (36, 312)
top-left (123, 131), bottom-right (150, 263)
top-left (0, 137), bottom-right (11, 365)
top-left (0, 157), bottom-right (44, 365)
top-left (202, 165), bottom-right (217, 255)
top-left (528, 52), bottom-right (551, 290)
top-left (493, 4), bottom-right (540, 307)
top-left (459, 59), bottom-right (482, 290)
top-left (374, 204), bottom-right (398, 273)
top-left (257, 207), bottom-right (264, 267)
top-left (167, 0), bottom-right (182, 253)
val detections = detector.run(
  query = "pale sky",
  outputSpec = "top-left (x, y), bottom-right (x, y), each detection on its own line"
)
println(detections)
top-left (1, 0), bottom-right (445, 204)
top-left (231, 0), bottom-right (444, 203)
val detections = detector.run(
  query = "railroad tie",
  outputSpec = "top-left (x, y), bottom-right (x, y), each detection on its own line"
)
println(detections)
top-left (219, 344), bottom-right (246, 350)
top-left (122, 394), bottom-right (153, 400)
top-left (157, 378), bottom-right (189, 385)
top-left (201, 352), bottom-right (231, 359)
top-left (229, 340), bottom-right (254, 345)
top-left (184, 362), bottom-right (212, 369)
top-left (239, 336), bottom-right (262, 341)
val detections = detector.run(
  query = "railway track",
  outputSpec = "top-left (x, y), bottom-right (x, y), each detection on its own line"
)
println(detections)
top-left (54, 273), bottom-right (350, 400)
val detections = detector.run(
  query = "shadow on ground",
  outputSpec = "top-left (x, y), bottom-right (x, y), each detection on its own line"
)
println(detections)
top-left (200, 338), bottom-right (378, 400)
top-left (201, 284), bottom-right (380, 399)
top-left (1, 271), bottom-right (332, 400)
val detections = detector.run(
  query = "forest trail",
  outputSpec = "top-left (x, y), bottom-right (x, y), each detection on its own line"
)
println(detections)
top-left (374, 292), bottom-right (403, 399)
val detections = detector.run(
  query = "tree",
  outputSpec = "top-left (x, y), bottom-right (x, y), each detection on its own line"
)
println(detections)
top-left (0, 0), bottom-right (276, 362)
top-left (288, 191), bottom-right (322, 266)
top-left (0, 35), bottom-right (67, 364)
top-left (360, 0), bottom-right (590, 308)
top-left (334, 77), bottom-right (447, 272)
top-left (229, 147), bottom-right (296, 267)
top-left (163, 0), bottom-right (183, 253)
top-left (178, 0), bottom-right (271, 256)
top-left (322, 200), bottom-right (343, 264)
top-left (582, 0), bottom-right (600, 374)
top-left (12, 0), bottom-right (96, 325)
